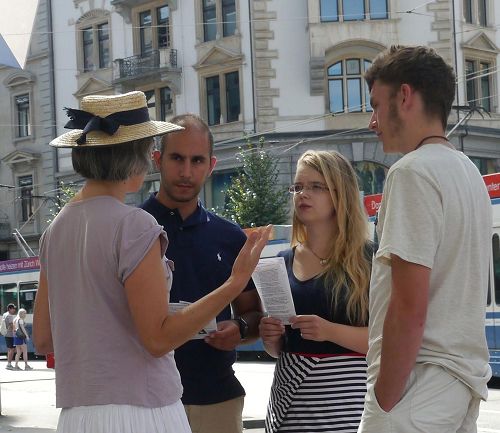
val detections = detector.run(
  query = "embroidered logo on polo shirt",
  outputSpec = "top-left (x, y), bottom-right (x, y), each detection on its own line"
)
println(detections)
top-left (217, 253), bottom-right (222, 261)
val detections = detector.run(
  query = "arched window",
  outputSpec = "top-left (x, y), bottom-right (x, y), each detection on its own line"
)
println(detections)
top-left (327, 58), bottom-right (372, 113)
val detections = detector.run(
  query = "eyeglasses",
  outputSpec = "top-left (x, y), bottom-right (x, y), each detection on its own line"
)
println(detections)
top-left (288, 182), bottom-right (330, 195)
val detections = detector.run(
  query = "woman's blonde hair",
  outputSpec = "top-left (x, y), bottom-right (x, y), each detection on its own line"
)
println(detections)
top-left (291, 150), bottom-right (371, 325)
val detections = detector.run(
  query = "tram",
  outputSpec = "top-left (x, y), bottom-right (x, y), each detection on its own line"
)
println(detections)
top-left (0, 256), bottom-right (39, 354)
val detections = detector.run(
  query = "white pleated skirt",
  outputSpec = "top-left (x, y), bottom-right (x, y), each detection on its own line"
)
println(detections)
top-left (57, 400), bottom-right (192, 433)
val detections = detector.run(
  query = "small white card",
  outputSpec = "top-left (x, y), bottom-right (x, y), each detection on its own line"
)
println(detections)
top-left (169, 301), bottom-right (218, 340)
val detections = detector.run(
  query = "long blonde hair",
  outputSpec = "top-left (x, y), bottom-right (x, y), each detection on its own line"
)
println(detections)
top-left (291, 150), bottom-right (370, 325)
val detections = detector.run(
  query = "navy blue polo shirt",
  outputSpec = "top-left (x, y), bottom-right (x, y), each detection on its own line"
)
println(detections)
top-left (141, 194), bottom-right (255, 405)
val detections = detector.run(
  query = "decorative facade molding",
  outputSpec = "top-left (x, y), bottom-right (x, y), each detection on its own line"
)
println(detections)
top-left (193, 46), bottom-right (243, 70)
top-left (74, 76), bottom-right (114, 98)
top-left (76, 8), bottom-right (110, 23)
top-left (4, 71), bottom-right (35, 89)
top-left (463, 32), bottom-right (499, 54)
top-left (251, 0), bottom-right (279, 133)
top-left (2, 150), bottom-right (40, 170)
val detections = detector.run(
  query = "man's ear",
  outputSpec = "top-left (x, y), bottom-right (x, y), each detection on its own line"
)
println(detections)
top-left (152, 150), bottom-right (162, 170)
top-left (400, 83), bottom-right (413, 108)
top-left (208, 156), bottom-right (217, 176)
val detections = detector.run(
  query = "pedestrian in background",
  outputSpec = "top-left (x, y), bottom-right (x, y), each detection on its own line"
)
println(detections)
top-left (260, 150), bottom-right (372, 432)
top-left (358, 45), bottom-right (491, 433)
top-left (13, 308), bottom-right (32, 371)
top-left (142, 113), bottom-right (263, 433)
top-left (33, 91), bottom-right (270, 433)
top-left (3, 303), bottom-right (17, 370)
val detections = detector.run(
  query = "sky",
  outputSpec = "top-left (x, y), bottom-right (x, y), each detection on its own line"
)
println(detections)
top-left (0, 0), bottom-right (39, 68)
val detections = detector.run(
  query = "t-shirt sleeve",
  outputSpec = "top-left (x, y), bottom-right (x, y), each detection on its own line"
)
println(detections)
top-left (376, 166), bottom-right (442, 269)
top-left (115, 209), bottom-right (168, 283)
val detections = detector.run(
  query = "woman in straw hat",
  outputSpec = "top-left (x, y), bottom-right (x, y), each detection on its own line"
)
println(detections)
top-left (33, 91), bottom-right (271, 433)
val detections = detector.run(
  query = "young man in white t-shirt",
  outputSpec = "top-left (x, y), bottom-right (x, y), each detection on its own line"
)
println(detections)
top-left (358, 46), bottom-right (491, 433)
top-left (3, 304), bottom-right (17, 369)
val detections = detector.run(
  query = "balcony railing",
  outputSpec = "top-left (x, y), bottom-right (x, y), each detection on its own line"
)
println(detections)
top-left (114, 49), bottom-right (178, 81)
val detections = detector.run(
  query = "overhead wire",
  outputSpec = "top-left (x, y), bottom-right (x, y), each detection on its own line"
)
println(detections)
top-left (0, 1), bottom-right (498, 198)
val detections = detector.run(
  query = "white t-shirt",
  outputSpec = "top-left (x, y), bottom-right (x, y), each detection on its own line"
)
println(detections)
top-left (367, 144), bottom-right (492, 400)
top-left (2, 312), bottom-right (15, 337)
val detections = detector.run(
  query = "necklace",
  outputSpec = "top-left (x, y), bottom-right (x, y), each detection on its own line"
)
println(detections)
top-left (415, 135), bottom-right (449, 151)
top-left (302, 243), bottom-right (328, 266)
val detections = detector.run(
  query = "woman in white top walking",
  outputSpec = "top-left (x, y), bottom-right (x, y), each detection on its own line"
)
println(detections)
top-left (13, 308), bottom-right (32, 371)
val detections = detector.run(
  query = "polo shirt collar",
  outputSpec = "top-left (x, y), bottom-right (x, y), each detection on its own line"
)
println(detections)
top-left (149, 193), bottom-right (211, 227)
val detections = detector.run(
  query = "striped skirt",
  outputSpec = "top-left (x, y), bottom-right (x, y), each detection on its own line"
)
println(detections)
top-left (265, 352), bottom-right (367, 433)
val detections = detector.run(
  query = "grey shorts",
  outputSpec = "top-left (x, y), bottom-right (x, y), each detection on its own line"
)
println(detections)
top-left (358, 363), bottom-right (481, 433)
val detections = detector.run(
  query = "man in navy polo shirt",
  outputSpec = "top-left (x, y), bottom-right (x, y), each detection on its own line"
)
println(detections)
top-left (141, 113), bottom-right (263, 433)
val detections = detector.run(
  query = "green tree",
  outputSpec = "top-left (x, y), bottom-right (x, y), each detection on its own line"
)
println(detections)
top-left (223, 137), bottom-right (288, 228)
top-left (46, 182), bottom-right (78, 223)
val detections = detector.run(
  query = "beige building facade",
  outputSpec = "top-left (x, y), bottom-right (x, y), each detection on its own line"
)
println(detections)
top-left (2, 0), bottom-right (500, 259)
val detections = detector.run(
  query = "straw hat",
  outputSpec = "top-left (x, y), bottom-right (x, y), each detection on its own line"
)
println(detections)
top-left (50, 91), bottom-right (183, 148)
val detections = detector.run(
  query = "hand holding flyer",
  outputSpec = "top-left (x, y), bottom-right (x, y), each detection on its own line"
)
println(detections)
top-left (251, 257), bottom-right (296, 324)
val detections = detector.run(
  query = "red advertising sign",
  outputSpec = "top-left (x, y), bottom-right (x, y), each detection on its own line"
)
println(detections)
top-left (483, 172), bottom-right (500, 199)
top-left (364, 193), bottom-right (383, 217)
top-left (0, 257), bottom-right (40, 274)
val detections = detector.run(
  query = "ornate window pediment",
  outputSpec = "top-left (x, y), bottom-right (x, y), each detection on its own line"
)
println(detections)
top-left (4, 71), bottom-right (35, 89)
top-left (74, 76), bottom-right (114, 98)
top-left (76, 8), bottom-right (110, 24)
top-left (194, 46), bottom-right (243, 70)
top-left (2, 150), bottom-right (40, 169)
top-left (462, 32), bottom-right (499, 55)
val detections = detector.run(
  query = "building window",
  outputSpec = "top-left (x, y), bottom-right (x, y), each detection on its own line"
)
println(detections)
top-left (225, 71), bottom-right (240, 122)
top-left (98, 23), bottom-right (110, 68)
top-left (157, 6), bottom-right (170, 48)
top-left (18, 175), bottom-right (33, 222)
top-left (222, 0), bottom-right (236, 37)
top-left (16, 94), bottom-right (31, 138)
top-left (206, 76), bottom-right (221, 125)
top-left (465, 59), bottom-right (493, 112)
top-left (138, 5), bottom-right (170, 55)
top-left (203, 0), bottom-right (217, 41)
top-left (205, 71), bottom-right (240, 126)
top-left (463, 0), bottom-right (488, 26)
top-left (202, 0), bottom-right (236, 42)
top-left (320, 0), bottom-right (388, 22)
top-left (327, 58), bottom-right (372, 113)
top-left (80, 21), bottom-right (111, 71)
top-left (82, 28), bottom-right (94, 71)
top-left (140, 11), bottom-right (153, 54)
top-left (144, 86), bottom-right (174, 121)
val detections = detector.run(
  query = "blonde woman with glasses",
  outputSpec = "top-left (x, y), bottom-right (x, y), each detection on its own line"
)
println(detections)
top-left (259, 150), bottom-right (372, 433)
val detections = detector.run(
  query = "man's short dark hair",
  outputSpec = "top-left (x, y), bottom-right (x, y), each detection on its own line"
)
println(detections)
top-left (160, 114), bottom-right (214, 157)
top-left (7, 304), bottom-right (16, 310)
top-left (364, 45), bottom-right (456, 130)
top-left (72, 137), bottom-right (153, 181)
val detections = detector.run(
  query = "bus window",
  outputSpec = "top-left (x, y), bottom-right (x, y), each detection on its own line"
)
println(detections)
top-left (488, 272), bottom-right (491, 306)
top-left (19, 282), bottom-right (37, 314)
top-left (493, 234), bottom-right (500, 305)
top-left (0, 283), bottom-right (17, 310)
